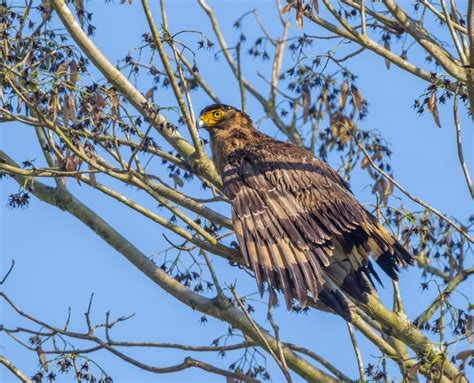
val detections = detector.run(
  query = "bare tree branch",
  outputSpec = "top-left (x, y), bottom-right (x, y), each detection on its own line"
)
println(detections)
top-left (0, 353), bottom-right (32, 383)
top-left (347, 322), bottom-right (365, 383)
top-left (453, 95), bottom-right (474, 198)
top-left (467, 0), bottom-right (474, 115)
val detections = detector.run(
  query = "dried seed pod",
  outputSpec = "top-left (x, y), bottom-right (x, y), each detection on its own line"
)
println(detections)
top-left (302, 88), bottom-right (311, 123)
top-left (312, 0), bottom-right (319, 14)
top-left (69, 60), bottom-right (78, 86)
top-left (384, 39), bottom-right (391, 69)
top-left (428, 92), bottom-right (441, 128)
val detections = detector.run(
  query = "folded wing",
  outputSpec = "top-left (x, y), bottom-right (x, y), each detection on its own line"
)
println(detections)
top-left (224, 140), bottom-right (412, 317)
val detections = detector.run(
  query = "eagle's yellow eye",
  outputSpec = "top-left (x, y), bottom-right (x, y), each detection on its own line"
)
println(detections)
top-left (198, 107), bottom-right (226, 128)
top-left (212, 110), bottom-right (223, 119)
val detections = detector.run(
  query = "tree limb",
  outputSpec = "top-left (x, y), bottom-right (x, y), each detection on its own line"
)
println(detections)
top-left (0, 354), bottom-right (32, 383)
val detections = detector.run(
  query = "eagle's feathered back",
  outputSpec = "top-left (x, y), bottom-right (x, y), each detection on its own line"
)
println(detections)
top-left (201, 104), bottom-right (413, 319)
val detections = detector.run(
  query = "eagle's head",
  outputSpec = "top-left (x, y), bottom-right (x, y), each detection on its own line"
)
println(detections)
top-left (198, 104), bottom-right (250, 131)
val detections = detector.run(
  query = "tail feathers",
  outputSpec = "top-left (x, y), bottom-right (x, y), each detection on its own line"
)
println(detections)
top-left (393, 241), bottom-right (414, 266)
top-left (341, 266), bottom-right (375, 303)
top-left (317, 280), bottom-right (352, 321)
top-left (365, 260), bottom-right (383, 286)
top-left (376, 241), bottom-right (413, 281)
top-left (376, 252), bottom-right (400, 280)
top-left (361, 221), bottom-right (413, 281)
top-left (323, 247), bottom-right (379, 306)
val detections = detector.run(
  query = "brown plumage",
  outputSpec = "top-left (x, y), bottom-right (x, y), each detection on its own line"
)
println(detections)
top-left (199, 104), bottom-right (413, 319)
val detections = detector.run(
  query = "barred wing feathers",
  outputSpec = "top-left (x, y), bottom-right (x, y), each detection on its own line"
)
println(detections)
top-left (224, 140), bottom-right (412, 317)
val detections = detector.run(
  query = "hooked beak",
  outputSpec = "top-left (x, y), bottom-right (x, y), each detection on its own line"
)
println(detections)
top-left (197, 118), bottom-right (205, 129)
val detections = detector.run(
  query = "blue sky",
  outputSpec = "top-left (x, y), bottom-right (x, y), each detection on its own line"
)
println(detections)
top-left (1, 1), bottom-right (473, 382)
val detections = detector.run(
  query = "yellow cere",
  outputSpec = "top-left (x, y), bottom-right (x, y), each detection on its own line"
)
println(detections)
top-left (199, 108), bottom-right (225, 127)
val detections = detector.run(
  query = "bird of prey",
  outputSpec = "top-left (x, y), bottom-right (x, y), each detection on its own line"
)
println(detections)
top-left (199, 104), bottom-right (412, 318)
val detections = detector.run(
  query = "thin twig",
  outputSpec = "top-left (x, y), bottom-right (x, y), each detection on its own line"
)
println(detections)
top-left (392, 281), bottom-right (405, 314)
top-left (0, 260), bottom-right (15, 285)
top-left (467, 0), bottom-right (474, 115)
top-left (85, 293), bottom-right (95, 334)
top-left (159, 0), bottom-right (169, 30)
top-left (284, 343), bottom-right (352, 382)
top-left (200, 250), bottom-right (224, 297)
top-left (230, 287), bottom-right (292, 382)
top-left (270, 17), bottom-right (289, 104)
top-left (449, 0), bottom-right (469, 53)
top-left (347, 322), bottom-right (365, 383)
top-left (360, 0), bottom-right (367, 36)
top-left (236, 43), bottom-right (246, 113)
top-left (175, 49), bottom-right (220, 103)
top-left (453, 95), bottom-right (473, 198)
top-left (267, 297), bottom-right (292, 383)
top-left (440, 0), bottom-right (468, 65)
top-left (127, 123), bottom-right (154, 170)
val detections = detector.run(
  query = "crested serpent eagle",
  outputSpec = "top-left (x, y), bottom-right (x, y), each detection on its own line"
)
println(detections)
top-left (199, 104), bottom-right (413, 319)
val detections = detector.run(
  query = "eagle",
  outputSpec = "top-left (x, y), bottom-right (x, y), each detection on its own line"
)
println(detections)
top-left (198, 104), bottom-right (413, 319)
